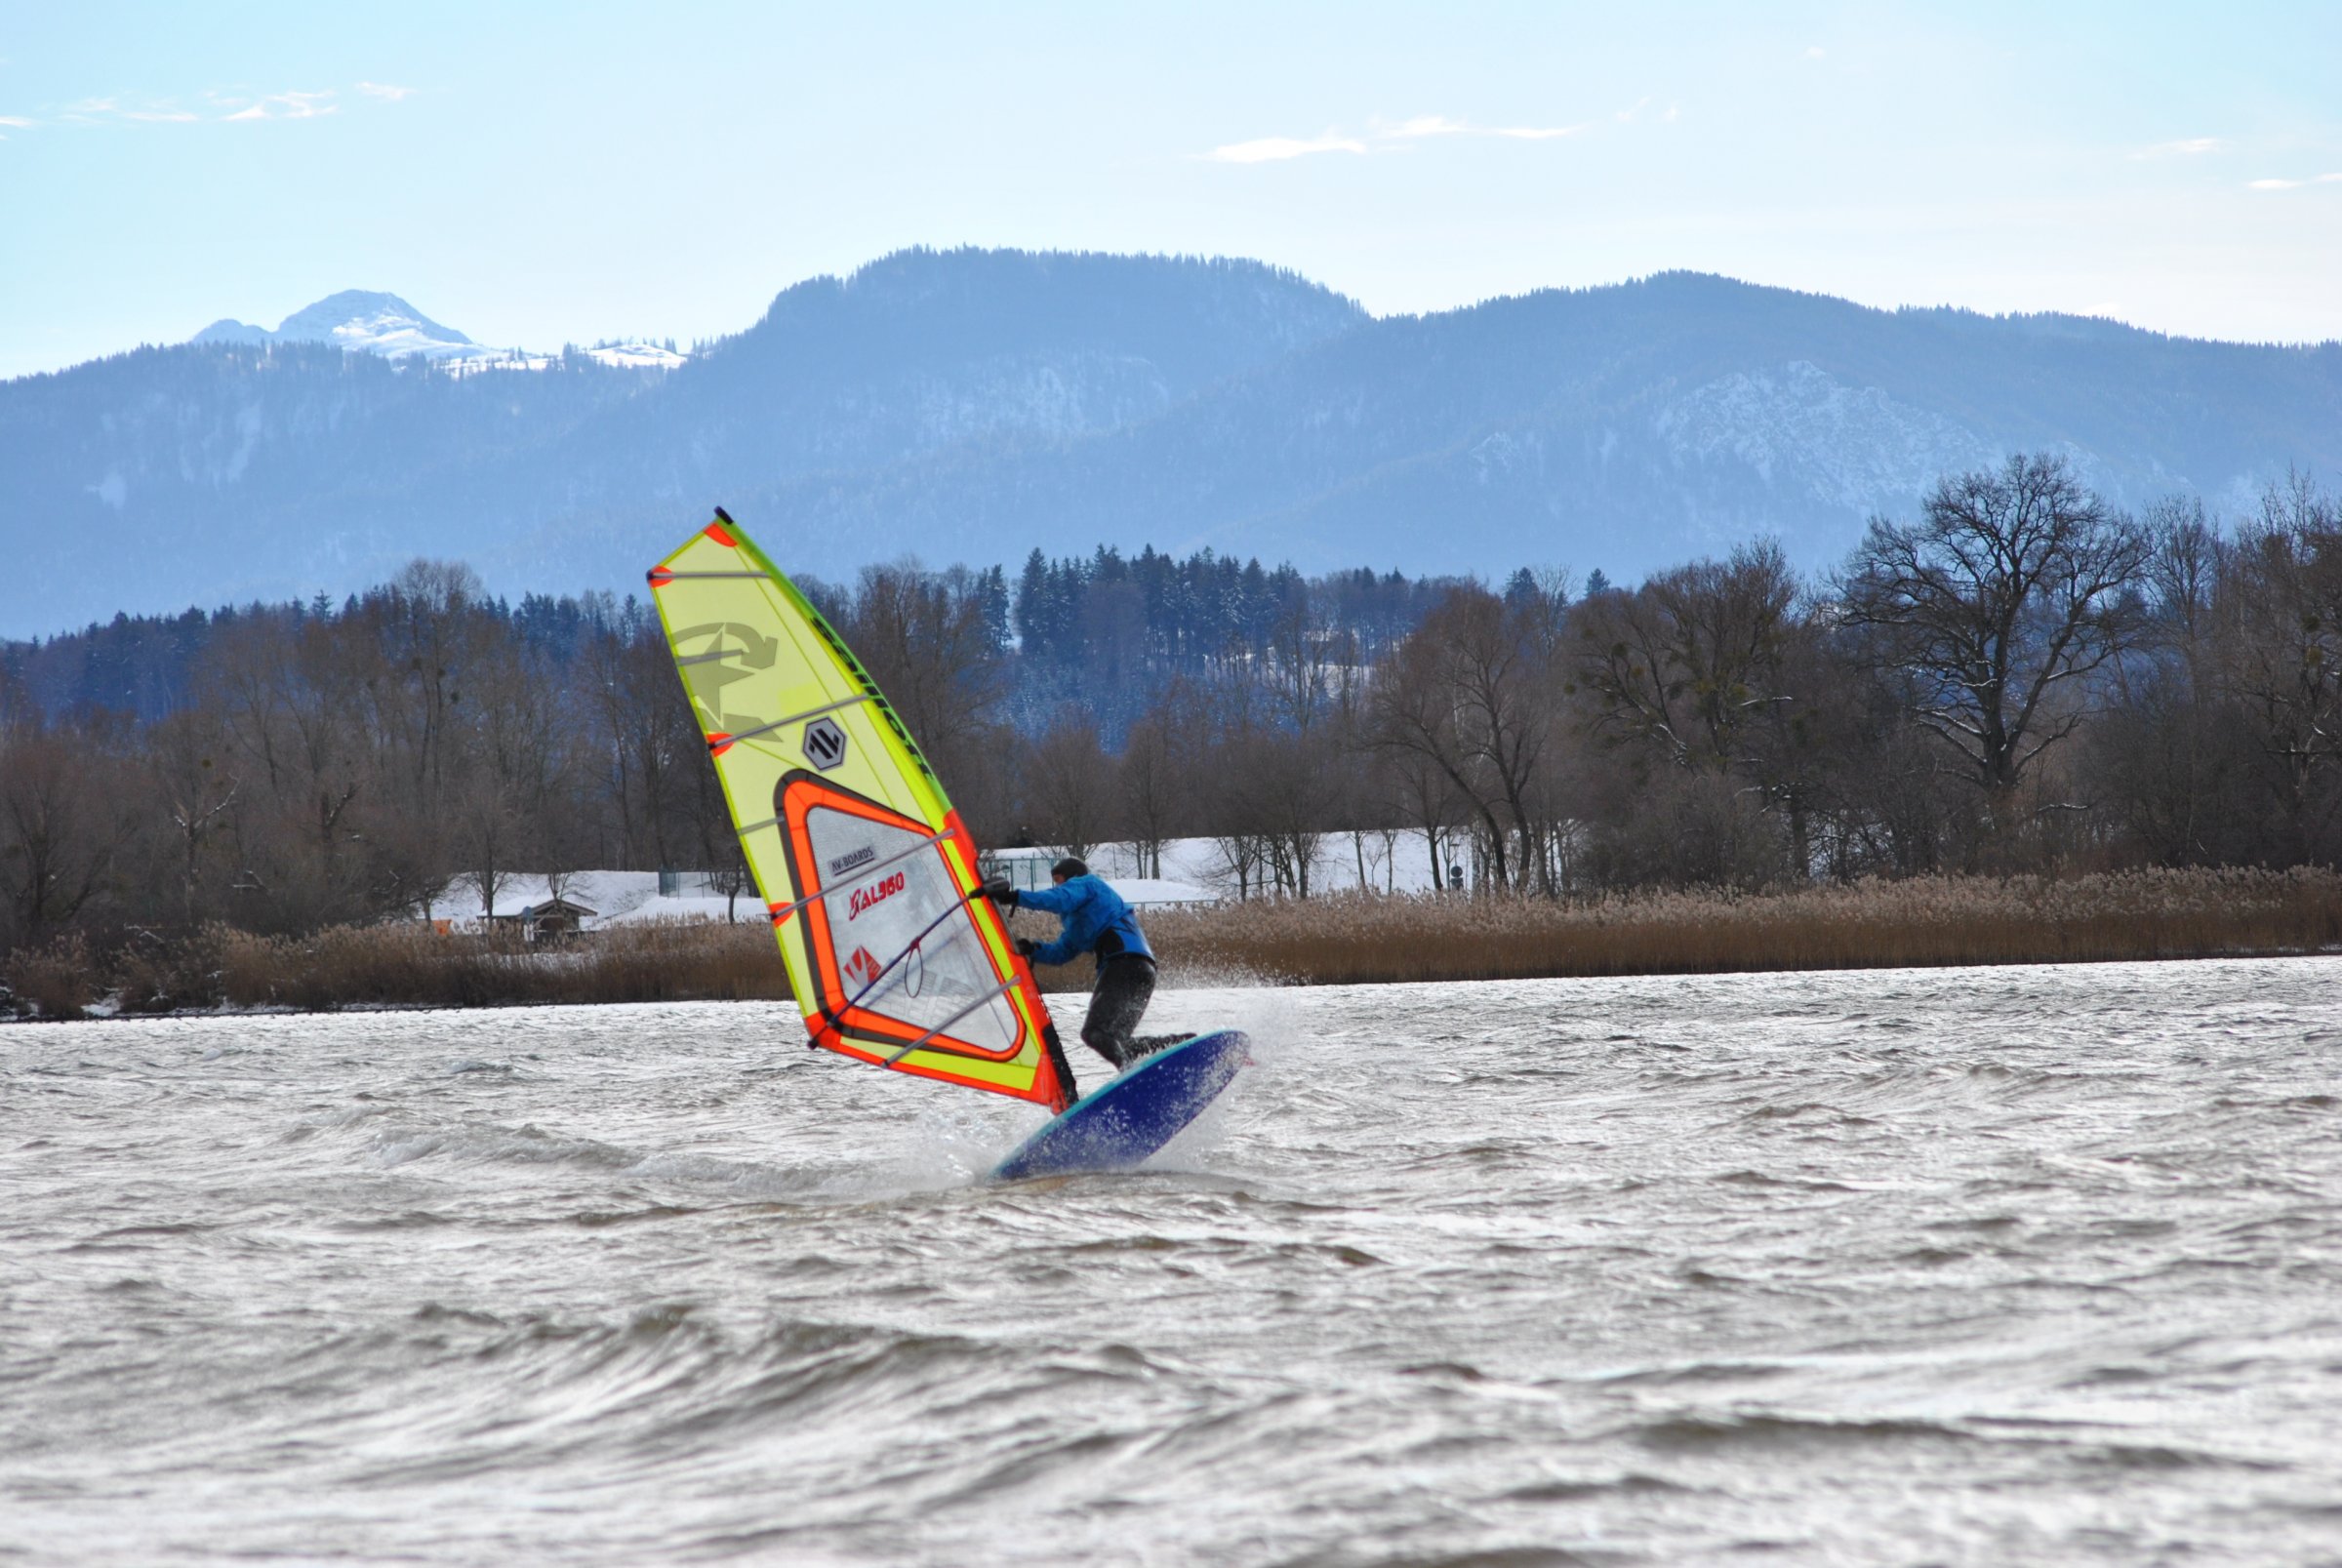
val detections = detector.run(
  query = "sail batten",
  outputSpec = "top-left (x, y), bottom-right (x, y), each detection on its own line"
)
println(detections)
top-left (883, 978), bottom-right (1024, 1065)
top-left (649, 513), bottom-right (1066, 1108)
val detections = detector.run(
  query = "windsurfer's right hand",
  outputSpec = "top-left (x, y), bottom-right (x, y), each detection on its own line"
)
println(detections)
top-left (980, 877), bottom-right (1016, 907)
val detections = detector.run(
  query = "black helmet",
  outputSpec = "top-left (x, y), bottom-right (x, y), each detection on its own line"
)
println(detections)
top-left (1051, 857), bottom-right (1088, 882)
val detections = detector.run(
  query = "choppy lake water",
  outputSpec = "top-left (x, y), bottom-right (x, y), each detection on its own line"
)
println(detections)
top-left (7, 958), bottom-right (2342, 1565)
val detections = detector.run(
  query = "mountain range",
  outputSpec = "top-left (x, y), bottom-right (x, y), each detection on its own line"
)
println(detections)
top-left (3, 247), bottom-right (2338, 637)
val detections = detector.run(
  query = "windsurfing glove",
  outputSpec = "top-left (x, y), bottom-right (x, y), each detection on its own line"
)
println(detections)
top-left (1015, 937), bottom-right (1037, 958)
top-left (980, 877), bottom-right (1018, 909)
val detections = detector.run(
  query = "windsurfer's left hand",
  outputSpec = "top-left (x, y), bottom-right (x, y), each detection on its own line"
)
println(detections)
top-left (1015, 937), bottom-right (1037, 958)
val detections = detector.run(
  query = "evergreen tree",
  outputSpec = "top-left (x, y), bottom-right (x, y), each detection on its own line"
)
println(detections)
top-left (1014, 549), bottom-right (1051, 658)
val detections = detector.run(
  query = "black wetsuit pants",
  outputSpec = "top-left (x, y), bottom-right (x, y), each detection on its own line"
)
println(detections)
top-left (1081, 953), bottom-right (1183, 1069)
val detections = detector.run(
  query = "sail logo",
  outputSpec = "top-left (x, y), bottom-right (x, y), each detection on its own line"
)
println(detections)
top-left (842, 945), bottom-right (883, 988)
top-left (827, 845), bottom-right (876, 877)
top-left (804, 716), bottom-right (849, 771)
top-left (848, 871), bottom-right (906, 921)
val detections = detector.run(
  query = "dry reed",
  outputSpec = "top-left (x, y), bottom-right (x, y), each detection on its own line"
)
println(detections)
top-left (214, 919), bottom-right (791, 1011)
top-left (7, 868), bottom-right (2341, 1022)
top-left (3, 931), bottom-right (103, 1022)
top-left (1140, 867), bottom-right (2342, 986)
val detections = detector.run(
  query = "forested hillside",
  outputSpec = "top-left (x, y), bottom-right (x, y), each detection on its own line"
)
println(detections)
top-left (746, 274), bottom-right (2342, 582)
top-left (5, 249), bottom-right (2336, 636)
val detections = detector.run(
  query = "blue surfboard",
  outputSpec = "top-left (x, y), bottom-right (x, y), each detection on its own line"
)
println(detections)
top-left (989, 1029), bottom-right (1249, 1181)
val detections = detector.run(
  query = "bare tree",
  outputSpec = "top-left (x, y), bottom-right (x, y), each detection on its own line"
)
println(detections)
top-left (190, 612), bottom-right (387, 932)
top-left (146, 710), bottom-right (241, 926)
top-left (1377, 740), bottom-right (1466, 892)
top-left (2210, 472), bottom-right (2342, 858)
top-left (706, 847), bottom-right (754, 924)
top-left (1371, 586), bottom-right (1557, 892)
top-left (2092, 496), bottom-right (2241, 864)
top-left (374, 559), bottom-right (496, 817)
top-left (838, 561), bottom-right (1018, 837)
top-left (451, 774), bottom-right (527, 924)
top-left (843, 561), bottom-right (1008, 767)
top-left (585, 619), bottom-right (680, 867)
top-left (1219, 723), bottom-right (1340, 897)
top-left (1118, 714), bottom-right (1185, 880)
top-left (1575, 542), bottom-right (1799, 773)
top-left (0, 716), bottom-right (136, 948)
top-left (1262, 595), bottom-right (1346, 733)
top-left (1023, 711), bottom-right (1115, 862)
top-left (1839, 454), bottom-right (2150, 806)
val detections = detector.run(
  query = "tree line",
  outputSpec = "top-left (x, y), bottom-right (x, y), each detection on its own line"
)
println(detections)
top-left (0, 546), bottom-right (1464, 951)
top-left (4, 452), bottom-right (2339, 959)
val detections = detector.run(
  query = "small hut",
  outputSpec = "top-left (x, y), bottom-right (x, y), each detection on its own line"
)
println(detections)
top-left (497, 896), bottom-right (597, 944)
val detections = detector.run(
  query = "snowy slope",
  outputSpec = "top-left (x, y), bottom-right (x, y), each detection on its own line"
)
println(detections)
top-left (192, 290), bottom-right (688, 374)
top-left (424, 860), bottom-right (1235, 932)
top-left (581, 342), bottom-right (689, 372)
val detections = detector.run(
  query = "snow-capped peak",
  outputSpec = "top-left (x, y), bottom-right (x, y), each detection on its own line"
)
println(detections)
top-left (279, 290), bottom-right (477, 357)
top-left (194, 290), bottom-right (484, 362)
top-left (189, 291), bottom-right (688, 374)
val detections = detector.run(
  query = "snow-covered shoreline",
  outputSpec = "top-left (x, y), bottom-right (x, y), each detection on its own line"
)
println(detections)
top-left (424, 829), bottom-right (1458, 933)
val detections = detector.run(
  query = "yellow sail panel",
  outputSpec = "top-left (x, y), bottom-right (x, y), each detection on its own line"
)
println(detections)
top-left (648, 513), bottom-right (1068, 1110)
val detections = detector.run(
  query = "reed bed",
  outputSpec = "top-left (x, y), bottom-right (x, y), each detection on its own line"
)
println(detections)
top-left (2, 919), bottom-right (788, 1021)
top-left (7, 868), bottom-right (2341, 1021)
top-left (213, 920), bottom-right (792, 1012)
top-left (1141, 867), bottom-right (2342, 986)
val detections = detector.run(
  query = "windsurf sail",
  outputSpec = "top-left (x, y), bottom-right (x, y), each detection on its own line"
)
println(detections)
top-left (649, 510), bottom-right (1070, 1110)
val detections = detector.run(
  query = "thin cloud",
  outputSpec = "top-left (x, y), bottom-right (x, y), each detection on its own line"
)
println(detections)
top-left (1389, 115), bottom-right (1562, 141)
top-left (2135, 137), bottom-right (2223, 159)
top-left (1613, 97), bottom-right (1652, 124)
top-left (1209, 111), bottom-right (1595, 164)
top-left (1207, 132), bottom-right (1366, 164)
top-left (222, 90), bottom-right (338, 122)
top-left (1385, 114), bottom-right (1583, 142)
top-left (8, 84), bottom-right (399, 131)
top-left (2248, 172), bottom-right (2342, 190)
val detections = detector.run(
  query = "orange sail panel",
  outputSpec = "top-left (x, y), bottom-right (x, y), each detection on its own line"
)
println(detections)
top-left (649, 513), bottom-right (1067, 1109)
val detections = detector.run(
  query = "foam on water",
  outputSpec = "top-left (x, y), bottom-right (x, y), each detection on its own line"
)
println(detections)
top-left (6, 962), bottom-right (2342, 1564)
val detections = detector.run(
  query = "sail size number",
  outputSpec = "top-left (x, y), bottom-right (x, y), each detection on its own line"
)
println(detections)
top-left (847, 871), bottom-right (907, 921)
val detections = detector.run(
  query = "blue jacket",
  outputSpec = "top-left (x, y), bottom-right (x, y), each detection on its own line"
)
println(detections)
top-left (1017, 874), bottom-right (1154, 967)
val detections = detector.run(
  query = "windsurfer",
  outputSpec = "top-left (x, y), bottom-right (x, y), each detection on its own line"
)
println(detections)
top-left (986, 858), bottom-right (1182, 1072)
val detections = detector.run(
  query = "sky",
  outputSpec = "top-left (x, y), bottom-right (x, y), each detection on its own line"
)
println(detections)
top-left (3, 1), bottom-right (2339, 379)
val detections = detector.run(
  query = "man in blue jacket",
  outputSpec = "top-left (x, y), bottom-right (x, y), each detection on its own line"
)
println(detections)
top-left (986, 857), bottom-right (1181, 1075)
